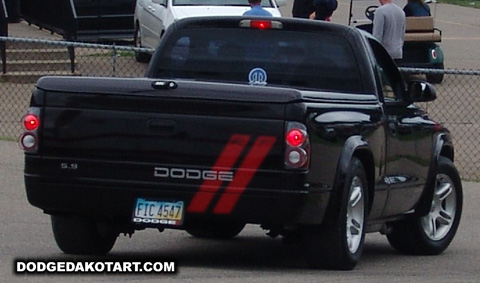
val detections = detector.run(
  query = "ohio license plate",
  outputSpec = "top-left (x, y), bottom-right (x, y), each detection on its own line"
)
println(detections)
top-left (132, 198), bottom-right (184, 226)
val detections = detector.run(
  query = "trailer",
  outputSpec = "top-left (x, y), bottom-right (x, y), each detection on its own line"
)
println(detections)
top-left (20, 0), bottom-right (135, 42)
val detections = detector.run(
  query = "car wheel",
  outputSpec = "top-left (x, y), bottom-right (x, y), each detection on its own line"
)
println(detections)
top-left (185, 221), bottom-right (246, 239)
top-left (134, 24), bottom-right (151, 63)
top-left (51, 215), bottom-right (117, 255)
top-left (426, 63), bottom-right (444, 84)
top-left (386, 156), bottom-right (462, 255)
top-left (303, 157), bottom-right (368, 270)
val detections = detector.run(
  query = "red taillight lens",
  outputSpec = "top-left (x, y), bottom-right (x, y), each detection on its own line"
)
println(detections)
top-left (250, 20), bottom-right (272, 30)
top-left (286, 129), bottom-right (305, 147)
top-left (239, 19), bottom-right (282, 30)
top-left (23, 114), bottom-right (40, 131)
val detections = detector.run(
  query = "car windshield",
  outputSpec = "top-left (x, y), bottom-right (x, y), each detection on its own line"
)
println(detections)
top-left (173, 0), bottom-right (273, 7)
top-left (154, 27), bottom-right (362, 93)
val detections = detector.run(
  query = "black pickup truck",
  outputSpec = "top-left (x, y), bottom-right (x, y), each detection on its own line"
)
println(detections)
top-left (21, 17), bottom-right (462, 270)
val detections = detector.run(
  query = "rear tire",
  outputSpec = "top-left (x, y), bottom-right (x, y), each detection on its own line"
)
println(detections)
top-left (186, 221), bottom-right (246, 239)
top-left (51, 215), bottom-right (117, 255)
top-left (386, 157), bottom-right (462, 255)
top-left (303, 157), bottom-right (368, 270)
top-left (426, 63), bottom-right (444, 84)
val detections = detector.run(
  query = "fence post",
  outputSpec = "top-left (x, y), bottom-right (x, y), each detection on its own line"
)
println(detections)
top-left (1, 0), bottom-right (8, 74)
top-left (111, 42), bottom-right (116, 77)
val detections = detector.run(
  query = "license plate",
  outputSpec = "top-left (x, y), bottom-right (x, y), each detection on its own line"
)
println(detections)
top-left (132, 198), bottom-right (184, 226)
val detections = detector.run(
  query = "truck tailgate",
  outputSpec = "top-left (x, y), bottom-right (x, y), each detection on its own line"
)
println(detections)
top-left (33, 77), bottom-right (302, 186)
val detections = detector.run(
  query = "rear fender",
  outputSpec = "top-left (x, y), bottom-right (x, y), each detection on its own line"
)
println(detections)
top-left (429, 43), bottom-right (444, 64)
top-left (322, 135), bottom-right (373, 226)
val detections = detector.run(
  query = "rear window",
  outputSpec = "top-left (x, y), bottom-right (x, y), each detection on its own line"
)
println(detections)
top-left (154, 27), bottom-right (362, 93)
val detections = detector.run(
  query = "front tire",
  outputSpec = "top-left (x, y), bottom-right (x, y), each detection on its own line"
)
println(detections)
top-left (134, 24), bottom-right (151, 63)
top-left (51, 215), bottom-right (117, 255)
top-left (303, 157), bottom-right (368, 270)
top-left (386, 156), bottom-right (462, 255)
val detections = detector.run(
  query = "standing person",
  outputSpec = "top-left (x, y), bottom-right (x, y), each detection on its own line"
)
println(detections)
top-left (243, 0), bottom-right (273, 16)
top-left (372, 0), bottom-right (406, 60)
top-left (404, 0), bottom-right (431, 17)
top-left (312, 0), bottom-right (338, 21)
top-left (292, 0), bottom-right (315, 19)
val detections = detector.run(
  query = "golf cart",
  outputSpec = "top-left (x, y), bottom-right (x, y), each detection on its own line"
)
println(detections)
top-left (348, 0), bottom-right (444, 84)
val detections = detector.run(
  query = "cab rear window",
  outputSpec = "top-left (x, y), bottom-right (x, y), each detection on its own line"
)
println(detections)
top-left (154, 28), bottom-right (362, 93)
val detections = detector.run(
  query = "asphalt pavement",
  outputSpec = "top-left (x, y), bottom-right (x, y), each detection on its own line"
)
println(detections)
top-left (1, 139), bottom-right (480, 282)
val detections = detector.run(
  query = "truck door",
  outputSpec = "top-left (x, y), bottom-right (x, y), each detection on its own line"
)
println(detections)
top-left (368, 39), bottom-right (434, 216)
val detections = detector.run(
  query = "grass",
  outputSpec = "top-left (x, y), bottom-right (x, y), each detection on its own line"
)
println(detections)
top-left (0, 136), bottom-right (16, 142)
top-left (84, 50), bottom-right (135, 58)
top-left (438, 0), bottom-right (479, 8)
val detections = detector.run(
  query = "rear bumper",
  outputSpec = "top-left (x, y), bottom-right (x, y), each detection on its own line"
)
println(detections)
top-left (25, 173), bottom-right (331, 230)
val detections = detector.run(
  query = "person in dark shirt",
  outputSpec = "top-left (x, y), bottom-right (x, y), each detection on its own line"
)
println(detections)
top-left (292, 0), bottom-right (315, 18)
top-left (404, 0), bottom-right (431, 16)
top-left (312, 0), bottom-right (338, 21)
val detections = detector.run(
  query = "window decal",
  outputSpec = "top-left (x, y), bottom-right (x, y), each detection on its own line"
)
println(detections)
top-left (248, 68), bottom-right (267, 86)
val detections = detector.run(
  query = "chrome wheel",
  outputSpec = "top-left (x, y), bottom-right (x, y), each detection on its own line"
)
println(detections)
top-left (302, 157), bottom-right (367, 270)
top-left (421, 173), bottom-right (457, 241)
top-left (347, 176), bottom-right (365, 254)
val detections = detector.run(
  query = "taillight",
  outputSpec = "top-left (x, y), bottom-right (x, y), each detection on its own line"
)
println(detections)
top-left (286, 129), bottom-right (305, 147)
top-left (250, 20), bottom-right (272, 30)
top-left (285, 122), bottom-right (309, 169)
top-left (239, 19), bottom-right (283, 30)
top-left (23, 114), bottom-right (40, 131)
top-left (20, 111), bottom-right (40, 152)
top-left (20, 133), bottom-right (38, 151)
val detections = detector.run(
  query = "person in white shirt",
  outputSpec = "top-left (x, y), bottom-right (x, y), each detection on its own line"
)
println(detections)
top-left (372, 0), bottom-right (406, 60)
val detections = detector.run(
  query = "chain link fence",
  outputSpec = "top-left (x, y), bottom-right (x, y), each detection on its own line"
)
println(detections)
top-left (1, 37), bottom-right (479, 180)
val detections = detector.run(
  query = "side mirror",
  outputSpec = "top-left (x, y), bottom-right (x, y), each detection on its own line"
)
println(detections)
top-left (275, 0), bottom-right (287, 7)
top-left (407, 80), bottom-right (436, 102)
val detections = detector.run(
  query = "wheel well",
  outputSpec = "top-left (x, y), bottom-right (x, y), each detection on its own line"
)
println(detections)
top-left (353, 149), bottom-right (375, 215)
top-left (440, 145), bottom-right (454, 162)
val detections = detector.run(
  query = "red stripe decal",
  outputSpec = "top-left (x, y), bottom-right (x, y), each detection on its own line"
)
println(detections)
top-left (213, 136), bottom-right (277, 214)
top-left (187, 134), bottom-right (250, 213)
